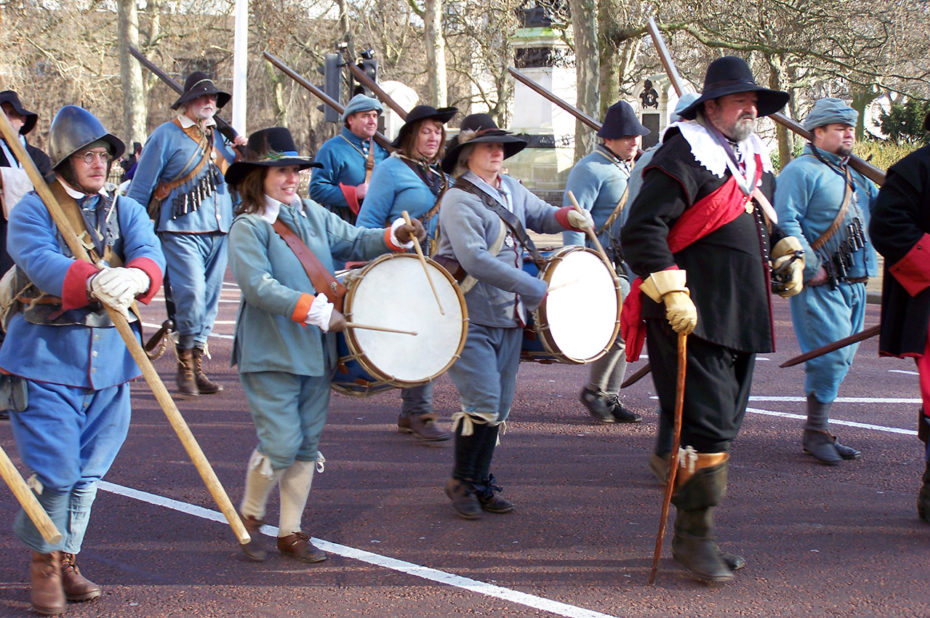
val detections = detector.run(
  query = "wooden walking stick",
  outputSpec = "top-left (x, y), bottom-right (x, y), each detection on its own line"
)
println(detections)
top-left (0, 445), bottom-right (61, 544)
top-left (649, 332), bottom-right (687, 585)
top-left (780, 324), bottom-right (880, 368)
top-left (402, 211), bottom-right (444, 315)
top-left (0, 112), bottom-right (250, 546)
top-left (620, 362), bottom-right (652, 389)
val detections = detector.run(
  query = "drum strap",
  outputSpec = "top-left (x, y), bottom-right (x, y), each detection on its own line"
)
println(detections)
top-left (271, 218), bottom-right (347, 312)
top-left (455, 178), bottom-right (546, 268)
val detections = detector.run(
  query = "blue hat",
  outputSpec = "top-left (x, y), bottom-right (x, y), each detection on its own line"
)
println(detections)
top-left (671, 93), bottom-right (700, 123)
top-left (598, 101), bottom-right (650, 139)
top-left (341, 94), bottom-right (383, 123)
top-left (803, 98), bottom-right (858, 132)
top-left (678, 56), bottom-right (789, 120)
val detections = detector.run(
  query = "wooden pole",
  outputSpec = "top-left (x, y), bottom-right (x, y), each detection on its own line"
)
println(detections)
top-left (644, 18), bottom-right (885, 186)
top-left (566, 190), bottom-right (620, 282)
top-left (402, 211), bottom-right (444, 315)
top-left (345, 62), bottom-right (409, 121)
top-left (780, 324), bottom-right (880, 368)
top-left (0, 112), bottom-right (250, 546)
top-left (0, 445), bottom-right (61, 544)
top-left (649, 332), bottom-right (687, 585)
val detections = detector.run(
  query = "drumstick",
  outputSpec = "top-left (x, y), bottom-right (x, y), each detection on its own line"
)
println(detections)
top-left (344, 322), bottom-right (418, 336)
top-left (402, 210), bottom-right (444, 315)
top-left (566, 191), bottom-right (619, 282)
top-left (547, 279), bottom-right (581, 293)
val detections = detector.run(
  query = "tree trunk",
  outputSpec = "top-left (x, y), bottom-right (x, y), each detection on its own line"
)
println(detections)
top-left (424, 0), bottom-right (447, 106)
top-left (117, 0), bottom-right (146, 144)
top-left (766, 54), bottom-right (791, 168)
top-left (596, 0), bottom-right (618, 120)
top-left (570, 0), bottom-right (599, 163)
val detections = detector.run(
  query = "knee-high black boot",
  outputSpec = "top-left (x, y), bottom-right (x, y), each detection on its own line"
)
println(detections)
top-left (671, 452), bottom-right (735, 583)
top-left (472, 423), bottom-right (513, 514)
top-left (445, 418), bottom-right (482, 519)
top-left (919, 459), bottom-right (930, 523)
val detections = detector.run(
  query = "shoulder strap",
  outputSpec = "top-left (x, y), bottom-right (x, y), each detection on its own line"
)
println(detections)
top-left (151, 119), bottom-right (213, 202)
top-left (596, 186), bottom-right (629, 237)
top-left (455, 177), bottom-right (546, 267)
top-left (270, 217), bottom-right (347, 312)
top-left (810, 166), bottom-right (853, 251)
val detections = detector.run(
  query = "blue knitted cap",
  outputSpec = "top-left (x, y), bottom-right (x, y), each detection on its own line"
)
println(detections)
top-left (341, 94), bottom-right (383, 122)
top-left (803, 98), bottom-right (857, 131)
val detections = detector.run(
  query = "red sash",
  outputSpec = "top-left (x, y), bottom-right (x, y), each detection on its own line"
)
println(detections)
top-left (621, 157), bottom-right (762, 361)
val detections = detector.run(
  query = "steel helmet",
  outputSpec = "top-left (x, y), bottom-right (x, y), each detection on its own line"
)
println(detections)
top-left (48, 105), bottom-right (125, 169)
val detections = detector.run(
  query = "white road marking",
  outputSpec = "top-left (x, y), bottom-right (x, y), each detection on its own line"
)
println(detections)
top-left (142, 322), bottom-right (234, 340)
top-left (745, 407), bottom-right (917, 435)
top-left (97, 481), bottom-right (616, 618)
top-left (748, 396), bottom-right (921, 404)
top-left (890, 369), bottom-right (919, 376)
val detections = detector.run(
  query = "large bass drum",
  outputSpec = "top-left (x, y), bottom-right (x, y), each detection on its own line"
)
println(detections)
top-left (331, 253), bottom-right (468, 397)
top-left (521, 246), bottom-right (622, 364)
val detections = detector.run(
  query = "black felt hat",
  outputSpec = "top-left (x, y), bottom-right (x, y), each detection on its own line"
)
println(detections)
top-left (171, 72), bottom-right (231, 110)
top-left (0, 91), bottom-right (38, 135)
top-left (598, 101), bottom-right (650, 139)
top-left (224, 127), bottom-right (321, 186)
top-left (440, 113), bottom-right (526, 174)
top-left (678, 56), bottom-right (789, 120)
top-left (391, 105), bottom-right (458, 148)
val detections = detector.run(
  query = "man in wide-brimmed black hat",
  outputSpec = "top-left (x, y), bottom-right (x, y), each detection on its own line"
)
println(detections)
top-left (562, 100), bottom-right (648, 426)
top-left (0, 90), bottom-right (52, 276)
top-left (127, 71), bottom-right (247, 397)
top-left (621, 56), bottom-right (804, 583)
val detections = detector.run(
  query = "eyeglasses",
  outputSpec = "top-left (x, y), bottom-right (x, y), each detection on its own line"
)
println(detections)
top-left (76, 151), bottom-right (111, 165)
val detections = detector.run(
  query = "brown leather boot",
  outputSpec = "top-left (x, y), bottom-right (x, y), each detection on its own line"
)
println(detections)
top-left (192, 347), bottom-right (223, 394)
top-left (239, 514), bottom-right (267, 562)
top-left (60, 552), bottom-right (101, 602)
top-left (176, 347), bottom-right (199, 396)
top-left (30, 551), bottom-right (65, 615)
top-left (276, 532), bottom-right (327, 563)
top-left (444, 478), bottom-right (482, 520)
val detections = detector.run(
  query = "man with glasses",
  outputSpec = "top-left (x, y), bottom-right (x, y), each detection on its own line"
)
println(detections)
top-left (128, 72), bottom-right (246, 396)
top-left (0, 105), bottom-right (164, 614)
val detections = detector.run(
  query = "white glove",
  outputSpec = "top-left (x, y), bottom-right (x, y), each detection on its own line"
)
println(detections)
top-left (566, 209), bottom-right (595, 231)
top-left (89, 267), bottom-right (149, 316)
top-left (304, 292), bottom-right (335, 332)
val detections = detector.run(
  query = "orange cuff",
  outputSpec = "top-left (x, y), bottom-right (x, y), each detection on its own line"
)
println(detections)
top-left (292, 292), bottom-right (314, 324)
top-left (384, 227), bottom-right (404, 252)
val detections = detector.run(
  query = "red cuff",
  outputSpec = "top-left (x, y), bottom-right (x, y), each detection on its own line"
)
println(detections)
top-left (339, 183), bottom-right (361, 215)
top-left (61, 261), bottom-right (101, 310)
top-left (126, 257), bottom-right (164, 305)
top-left (554, 206), bottom-right (578, 230)
top-left (384, 227), bottom-right (404, 252)
top-left (889, 233), bottom-right (930, 297)
top-left (292, 293), bottom-right (313, 324)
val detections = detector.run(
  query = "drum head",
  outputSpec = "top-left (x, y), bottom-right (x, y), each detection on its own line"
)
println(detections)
top-left (539, 248), bottom-right (620, 363)
top-left (345, 254), bottom-right (467, 385)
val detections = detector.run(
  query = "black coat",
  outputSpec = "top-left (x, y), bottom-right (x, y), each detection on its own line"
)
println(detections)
top-left (869, 145), bottom-right (930, 357)
top-left (621, 129), bottom-right (787, 354)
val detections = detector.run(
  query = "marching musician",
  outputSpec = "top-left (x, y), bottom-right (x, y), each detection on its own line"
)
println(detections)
top-left (309, 93), bottom-right (389, 225)
top-left (224, 127), bottom-right (423, 563)
top-left (356, 104), bottom-right (457, 442)
top-left (434, 113), bottom-right (593, 519)
top-left (0, 106), bottom-right (164, 614)
top-left (562, 100), bottom-right (648, 425)
top-left (127, 71), bottom-right (247, 397)
top-left (774, 98), bottom-right (878, 465)
top-left (869, 111), bottom-right (930, 523)
top-left (621, 56), bottom-right (804, 582)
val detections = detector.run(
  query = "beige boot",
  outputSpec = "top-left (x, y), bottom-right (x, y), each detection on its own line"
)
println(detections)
top-left (239, 450), bottom-right (282, 561)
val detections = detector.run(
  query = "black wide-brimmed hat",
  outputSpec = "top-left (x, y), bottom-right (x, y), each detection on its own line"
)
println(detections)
top-left (678, 56), bottom-right (789, 120)
top-left (440, 113), bottom-right (526, 174)
top-left (224, 127), bottom-right (321, 186)
top-left (0, 90), bottom-right (38, 135)
top-left (171, 71), bottom-right (231, 110)
top-left (391, 105), bottom-right (458, 148)
top-left (598, 100), bottom-right (650, 139)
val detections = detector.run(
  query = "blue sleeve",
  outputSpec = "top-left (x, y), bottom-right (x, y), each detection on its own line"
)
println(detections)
top-left (214, 128), bottom-right (237, 164)
top-left (773, 162), bottom-right (819, 279)
top-left (7, 196), bottom-right (73, 296)
top-left (126, 126), bottom-right (169, 206)
top-left (308, 142), bottom-right (349, 209)
top-left (117, 196), bottom-right (166, 271)
top-left (561, 163), bottom-right (597, 247)
top-left (355, 160), bottom-right (395, 228)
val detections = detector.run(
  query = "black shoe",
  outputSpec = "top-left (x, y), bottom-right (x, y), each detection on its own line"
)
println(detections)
top-left (833, 438), bottom-right (861, 460)
top-left (802, 429), bottom-right (841, 466)
top-left (474, 474), bottom-right (513, 514)
top-left (607, 396), bottom-right (642, 423)
top-left (579, 386), bottom-right (614, 423)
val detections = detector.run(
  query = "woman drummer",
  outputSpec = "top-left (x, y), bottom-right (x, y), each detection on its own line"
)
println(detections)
top-left (224, 127), bottom-right (424, 562)
top-left (357, 105), bottom-right (457, 442)
top-left (433, 114), bottom-right (593, 519)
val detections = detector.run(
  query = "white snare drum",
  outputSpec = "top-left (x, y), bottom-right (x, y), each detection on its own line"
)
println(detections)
top-left (526, 246), bottom-right (622, 364)
top-left (331, 253), bottom-right (468, 397)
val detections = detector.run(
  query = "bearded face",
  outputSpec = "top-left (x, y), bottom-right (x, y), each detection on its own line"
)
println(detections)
top-left (705, 93), bottom-right (759, 142)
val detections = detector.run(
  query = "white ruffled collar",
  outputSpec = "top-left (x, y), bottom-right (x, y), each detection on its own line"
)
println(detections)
top-left (675, 120), bottom-right (773, 178)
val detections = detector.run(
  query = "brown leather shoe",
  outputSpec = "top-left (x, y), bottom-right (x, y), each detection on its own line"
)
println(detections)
top-left (444, 478), bottom-right (482, 519)
top-left (277, 532), bottom-right (327, 563)
top-left (239, 514), bottom-right (267, 562)
top-left (60, 552), bottom-right (101, 602)
top-left (30, 551), bottom-right (65, 615)
top-left (176, 347), bottom-right (199, 397)
top-left (399, 413), bottom-right (450, 441)
top-left (192, 347), bottom-right (223, 394)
